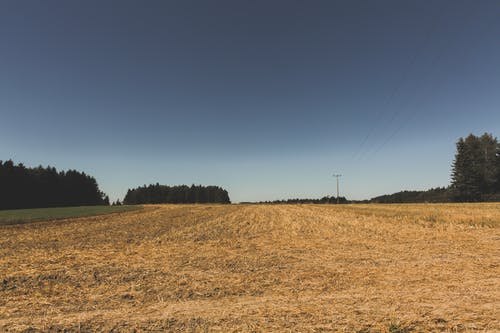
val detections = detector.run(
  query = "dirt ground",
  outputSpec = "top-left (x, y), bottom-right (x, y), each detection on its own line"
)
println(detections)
top-left (0, 204), bottom-right (498, 332)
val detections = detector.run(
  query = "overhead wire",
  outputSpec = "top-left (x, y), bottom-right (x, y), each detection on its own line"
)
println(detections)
top-left (365, 1), bottom-right (488, 159)
top-left (350, 2), bottom-right (448, 162)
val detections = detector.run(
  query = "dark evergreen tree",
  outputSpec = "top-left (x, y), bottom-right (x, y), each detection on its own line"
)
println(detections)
top-left (451, 133), bottom-right (499, 202)
top-left (479, 133), bottom-right (499, 193)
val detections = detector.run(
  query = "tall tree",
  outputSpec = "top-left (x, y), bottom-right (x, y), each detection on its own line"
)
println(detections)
top-left (479, 133), bottom-right (498, 193)
top-left (451, 133), bottom-right (499, 201)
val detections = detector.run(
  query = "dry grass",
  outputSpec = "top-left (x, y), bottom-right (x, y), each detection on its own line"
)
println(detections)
top-left (0, 204), bottom-right (498, 332)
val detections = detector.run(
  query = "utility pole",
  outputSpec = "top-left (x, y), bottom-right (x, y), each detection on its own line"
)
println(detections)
top-left (333, 174), bottom-right (342, 204)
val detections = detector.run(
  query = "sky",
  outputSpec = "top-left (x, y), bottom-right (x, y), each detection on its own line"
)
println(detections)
top-left (1, 0), bottom-right (499, 202)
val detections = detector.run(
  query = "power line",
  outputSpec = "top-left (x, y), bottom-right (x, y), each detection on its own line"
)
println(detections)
top-left (351, 2), bottom-right (448, 162)
top-left (364, 1), bottom-right (486, 159)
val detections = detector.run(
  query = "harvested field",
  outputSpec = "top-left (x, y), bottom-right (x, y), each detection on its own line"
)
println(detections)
top-left (0, 204), bottom-right (499, 332)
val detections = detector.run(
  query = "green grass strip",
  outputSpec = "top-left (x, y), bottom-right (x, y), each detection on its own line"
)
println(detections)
top-left (0, 205), bottom-right (141, 225)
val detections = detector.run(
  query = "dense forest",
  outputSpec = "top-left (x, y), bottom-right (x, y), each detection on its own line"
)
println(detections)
top-left (123, 184), bottom-right (231, 204)
top-left (0, 160), bottom-right (109, 210)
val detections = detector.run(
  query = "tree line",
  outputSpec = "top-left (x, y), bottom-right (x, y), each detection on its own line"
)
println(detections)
top-left (252, 196), bottom-right (348, 204)
top-left (1, 132), bottom-right (498, 209)
top-left (0, 160), bottom-right (109, 210)
top-left (123, 184), bottom-right (231, 204)
top-left (368, 133), bottom-right (500, 203)
top-left (369, 187), bottom-right (450, 204)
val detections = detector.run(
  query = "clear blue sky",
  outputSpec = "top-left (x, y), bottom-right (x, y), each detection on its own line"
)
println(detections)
top-left (1, 0), bottom-right (499, 202)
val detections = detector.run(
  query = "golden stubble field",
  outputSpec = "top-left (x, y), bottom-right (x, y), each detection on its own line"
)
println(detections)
top-left (0, 204), bottom-right (499, 332)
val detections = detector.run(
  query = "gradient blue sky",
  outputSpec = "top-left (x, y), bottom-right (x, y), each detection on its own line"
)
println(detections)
top-left (1, 0), bottom-right (499, 202)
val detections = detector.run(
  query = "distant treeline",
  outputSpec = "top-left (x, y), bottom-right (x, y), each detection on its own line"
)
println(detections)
top-left (2, 133), bottom-right (497, 208)
top-left (0, 160), bottom-right (109, 210)
top-left (369, 187), bottom-right (450, 203)
top-left (251, 196), bottom-right (348, 204)
top-left (123, 184), bottom-right (231, 204)
top-left (257, 133), bottom-right (499, 205)
top-left (368, 133), bottom-right (500, 203)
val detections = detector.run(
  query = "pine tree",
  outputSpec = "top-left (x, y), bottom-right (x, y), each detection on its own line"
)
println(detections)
top-left (451, 133), bottom-right (499, 202)
top-left (479, 133), bottom-right (498, 193)
top-left (452, 135), bottom-right (480, 201)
